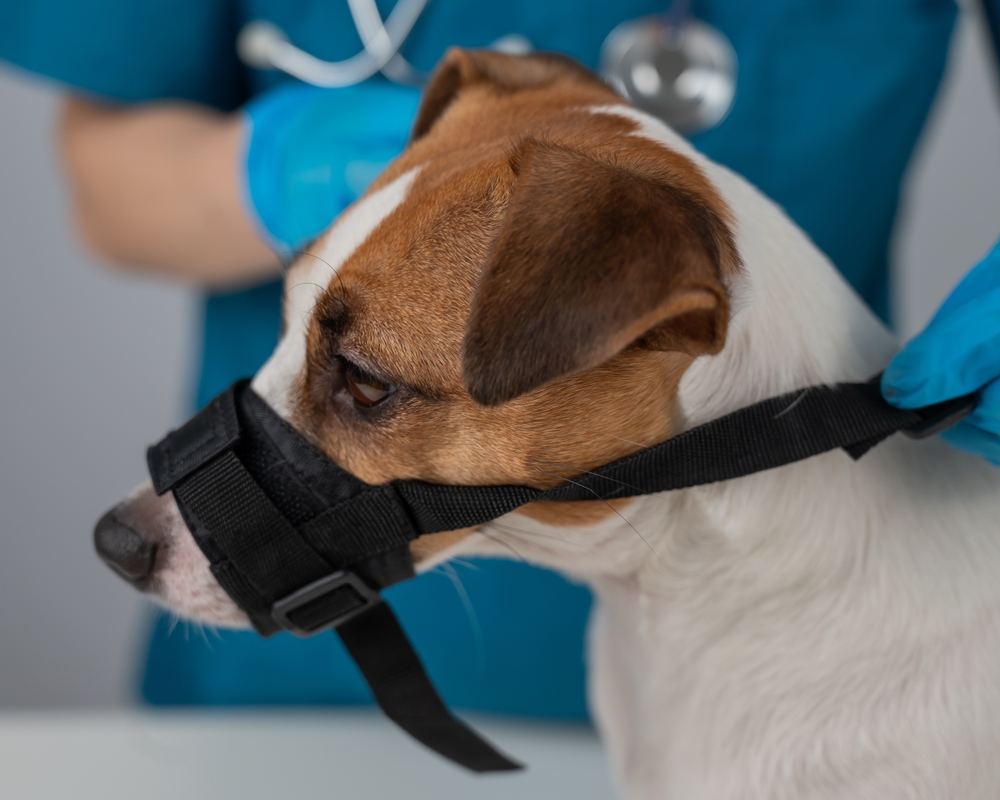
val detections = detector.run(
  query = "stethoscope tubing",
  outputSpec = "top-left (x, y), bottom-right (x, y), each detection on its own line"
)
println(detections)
top-left (238, 0), bottom-right (430, 87)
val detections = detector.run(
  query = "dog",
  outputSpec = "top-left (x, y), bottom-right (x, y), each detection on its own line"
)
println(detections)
top-left (98, 49), bottom-right (1000, 798)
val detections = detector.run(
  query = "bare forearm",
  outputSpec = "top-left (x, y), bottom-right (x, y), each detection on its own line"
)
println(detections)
top-left (59, 96), bottom-right (280, 287)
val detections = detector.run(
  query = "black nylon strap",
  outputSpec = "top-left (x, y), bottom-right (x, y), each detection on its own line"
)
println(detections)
top-left (170, 449), bottom-right (519, 772)
top-left (337, 602), bottom-right (521, 772)
top-left (173, 451), bottom-right (334, 603)
top-left (146, 376), bottom-right (974, 775)
top-left (299, 485), bottom-right (417, 565)
top-left (393, 382), bottom-right (925, 535)
top-left (149, 385), bottom-right (241, 494)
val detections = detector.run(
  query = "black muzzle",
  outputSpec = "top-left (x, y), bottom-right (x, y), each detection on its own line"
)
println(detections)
top-left (131, 376), bottom-right (973, 772)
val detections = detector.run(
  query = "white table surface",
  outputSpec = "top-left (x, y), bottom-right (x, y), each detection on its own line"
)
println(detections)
top-left (0, 710), bottom-right (617, 800)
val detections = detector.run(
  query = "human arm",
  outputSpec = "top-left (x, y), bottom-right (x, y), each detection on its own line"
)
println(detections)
top-left (59, 95), bottom-right (280, 287)
top-left (881, 239), bottom-right (1000, 465)
top-left (59, 81), bottom-right (421, 285)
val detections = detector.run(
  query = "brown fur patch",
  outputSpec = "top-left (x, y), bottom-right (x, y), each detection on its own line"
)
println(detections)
top-left (289, 50), bottom-right (740, 565)
top-left (412, 48), bottom-right (612, 140)
top-left (463, 138), bottom-right (731, 406)
top-left (409, 527), bottom-right (479, 562)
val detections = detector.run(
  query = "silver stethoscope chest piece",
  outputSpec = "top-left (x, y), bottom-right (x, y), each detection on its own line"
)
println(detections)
top-left (600, 3), bottom-right (737, 134)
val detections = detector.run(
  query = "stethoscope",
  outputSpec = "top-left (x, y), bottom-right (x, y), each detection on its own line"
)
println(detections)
top-left (237, 0), bottom-right (737, 134)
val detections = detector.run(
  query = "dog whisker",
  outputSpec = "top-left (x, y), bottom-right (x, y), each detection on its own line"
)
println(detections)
top-left (284, 281), bottom-right (333, 331)
top-left (489, 520), bottom-right (589, 549)
top-left (192, 621), bottom-right (214, 650)
top-left (287, 281), bottom-right (329, 293)
top-left (527, 457), bottom-right (645, 495)
top-left (445, 557), bottom-right (482, 572)
top-left (596, 429), bottom-right (655, 450)
top-left (437, 562), bottom-right (486, 674)
top-left (286, 250), bottom-right (336, 274)
top-left (479, 524), bottom-right (575, 610)
top-left (284, 251), bottom-right (350, 300)
top-left (476, 526), bottom-right (530, 564)
top-left (774, 388), bottom-right (809, 418)
top-left (531, 466), bottom-right (666, 568)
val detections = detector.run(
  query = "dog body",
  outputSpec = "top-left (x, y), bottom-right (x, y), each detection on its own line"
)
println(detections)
top-left (104, 51), bottom-right (1000, 798)
top-left (571, 109), bottom-right (1000, 799)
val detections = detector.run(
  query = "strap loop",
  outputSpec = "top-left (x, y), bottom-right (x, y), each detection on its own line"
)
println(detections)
top-left (337, 603), bottom-right (522, 772)
top-left (148, 382), bottom-right (243, 494)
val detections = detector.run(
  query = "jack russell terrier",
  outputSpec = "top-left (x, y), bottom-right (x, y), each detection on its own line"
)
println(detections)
top-left (96, 50), bottom-right (1000, 799)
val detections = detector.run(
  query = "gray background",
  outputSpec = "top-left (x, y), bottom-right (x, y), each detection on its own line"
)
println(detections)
top-left (0, 7), bottom-right (998, 709)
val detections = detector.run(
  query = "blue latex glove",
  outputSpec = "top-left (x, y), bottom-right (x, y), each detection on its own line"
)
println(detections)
top-left (882, 238), bottom-right (1000, 466)
top-left (243, 81), bottom-right (421, 252)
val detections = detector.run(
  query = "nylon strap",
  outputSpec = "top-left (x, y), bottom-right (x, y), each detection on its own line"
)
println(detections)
top-left (338, 602), bottom-right (521, 772)
top-left (393, 381), bottom-right (923, 535)
top-left (170, 446), bottom-right (518, 772)
top-left (174, 451), bottom-right (334, 602)
top-left (300, 487), bottom-right (416, 566)
top-left (148, 376), bottom-right (974, 774)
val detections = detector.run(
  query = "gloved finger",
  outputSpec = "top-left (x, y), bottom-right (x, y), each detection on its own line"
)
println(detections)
top-left (882, 286), bottom-right (1000, 408)
top-left (966, 376), bottom-right (1000, 437)
top-left (940, 420), bottom-right (1000, 467)
top-left (244, 82), bottom-right (420, 251)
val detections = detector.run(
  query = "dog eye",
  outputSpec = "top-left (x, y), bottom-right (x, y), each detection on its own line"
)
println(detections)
top-left (342, 360), bottom-right (394, 407)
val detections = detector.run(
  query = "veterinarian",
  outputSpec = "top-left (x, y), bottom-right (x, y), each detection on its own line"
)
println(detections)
top-left (2, 0), bottom-right (998, 715)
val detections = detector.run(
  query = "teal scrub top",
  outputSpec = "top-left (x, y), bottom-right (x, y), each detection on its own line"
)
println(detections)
top-left (3, 0), bottom-right (987, 718)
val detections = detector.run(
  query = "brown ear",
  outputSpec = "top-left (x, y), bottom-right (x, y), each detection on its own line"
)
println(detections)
top-left (412, 48), bottom-right (611, 141)
top-left (462, 140), bottom-right (735, 407)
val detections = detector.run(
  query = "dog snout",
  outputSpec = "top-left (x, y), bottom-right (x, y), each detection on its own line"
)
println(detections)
top-left (93, 482), bottom-right (169, 586)
top-left (94, 506), bottom-right (158, 583)
top-left (92, 482), bottom-right (249, 627)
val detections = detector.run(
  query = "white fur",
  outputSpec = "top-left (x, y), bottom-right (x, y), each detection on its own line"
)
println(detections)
top-left (441, 106), bottom-right (1000, 799)
top-left (252, 168), bottom-right (421, 416)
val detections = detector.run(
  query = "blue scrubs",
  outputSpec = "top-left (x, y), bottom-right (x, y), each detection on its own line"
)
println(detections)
top-left (1, 0), bottom-right (986, 718)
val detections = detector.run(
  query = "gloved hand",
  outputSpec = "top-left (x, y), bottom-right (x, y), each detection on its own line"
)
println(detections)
top-left (242, 81), bottom-right (421, 252)
top-left (882, 238), bottom-right (1000, 466)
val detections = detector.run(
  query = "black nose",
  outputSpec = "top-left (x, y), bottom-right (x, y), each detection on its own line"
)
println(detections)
top-left (94, 508), bottom-right (157, 583)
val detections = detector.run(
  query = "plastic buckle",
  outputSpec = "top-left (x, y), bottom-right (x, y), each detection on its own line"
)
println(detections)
top-left (271, 570), bottom-right (381, 637)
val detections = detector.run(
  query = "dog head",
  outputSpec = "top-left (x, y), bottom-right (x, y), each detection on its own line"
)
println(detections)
top-left (94, 49), bottom-right (739, 627)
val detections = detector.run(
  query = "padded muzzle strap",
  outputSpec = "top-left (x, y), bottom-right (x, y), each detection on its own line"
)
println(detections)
top-left (150, 389), bottom-right (520, 773)
top-left (171, 453), bottom-right (519, 771)
top-left (172, 450), bottom-right (337, 623)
